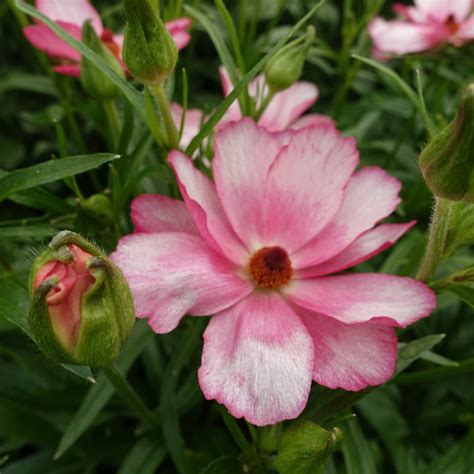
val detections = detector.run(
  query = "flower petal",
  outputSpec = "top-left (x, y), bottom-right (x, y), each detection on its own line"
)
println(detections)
top-left (218, 67), bottom-right (243, 124)
top-left (213, 119), bottom-right (281, 250)
top-left (262, 124), bottom-right (359, 253)
top-left (198, 292), bottom-right (313, 426)
top-left (292, 166), bottom-right (401, 269)
top-left (169, 150), bottom-right (248, 264)
top-left (297, 222), bottom-right (415, 278)
top-left (456, 16), bottom-right (474, 42)
top-left (111, 232), bottom-right (252, 334)
top-left (415, 0), bottom-right (472, 23)
top-left (37, 0), bottom-right (103, 32)
top-left (296, 307), bottom-right (398, 391)
top-left (368, 17), bottom-right (449, 54)
top-left (285, 273), bottom-right (436, 327)
top-left (53, 64), bottom-right (81, 76)
top-left (290, 113), bottom-right (336, 131)
top-left (24, 22), bottom-right (81, 61)
top-left (259, 82), bottom-right (319, 132)
top-left (171, 103), bottom-right (204, 149)
top-left (131, 194), bottom-right (198, 235)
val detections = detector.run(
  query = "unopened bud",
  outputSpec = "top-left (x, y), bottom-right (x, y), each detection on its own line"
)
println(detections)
top-left (420, 84), bottom-right (474, 203)
top-left (29, 231), bottom-right (135, 367)
top-left (81, 194), bottom-right (114, 223)
top-left (123, 0), bottom-right (178, 85)
top-left (264, 26), bottom-right (316, 92)
top-left (80, 21), bottom-right (125, 99)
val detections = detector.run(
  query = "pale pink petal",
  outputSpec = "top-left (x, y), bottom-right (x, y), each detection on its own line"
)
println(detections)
top-left (36, 0), bottom-right (103, 32)
top-left (171, 31), bottom-right (191, 50)
top-left (131, 194), bottom-right (198, 235)
top-left (259, 82), bottom-right (319, 132)
top-left (290, 113), bottom-right (336, 131)
top-left (53, 64), bottom-right (81, 76)
top-left (111, 232), bottom-right (252, 334)
top-left (213, 119), bottom-right (281, 250)
top-left (415, 0), bottom-right (472, 23)
top-left (455, 16), bottom-right (474, 42)
top-left (393, 3), bottom-right (427, 22)
top-left (292, 167), bottom-right (401, 269)
top-left (218, 66), bottom-right (243, 124)
top-left (368, 17), bottom-right (450, 54)
top-left (166, 17), bottom-right (192, 33)
top-left (198, 292), bottom-right (313, 426)
top-left (169, 150), bottom-right (248, 264)
top-left (23, 22), bottom-right (81, 61)
top-left (261, 125), bottom-right (359, 253)
top-left (297, 222), bottom-right (415, 278)
top-left (113, 33), bottom-right (124, 53)
top-left (296, 307), bottom-right (397, 391)
top-left (285, 273), bottom-right (436, 327)
top-left (170, 103), bottom-right (204, 150)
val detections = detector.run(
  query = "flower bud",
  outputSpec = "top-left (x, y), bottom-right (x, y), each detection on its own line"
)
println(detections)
top-left (29, 231), bottom-right (135, 367)
top-left (122, 0), bottom-right (178, 85)
top-left (81, 194), bottom-right (114, 223)
top-left (264, 26), bottom-right (316, 93)
top-left (420, 84), bottom-right (474, 203)
top-left (80, 22), bottom-right (125, 99)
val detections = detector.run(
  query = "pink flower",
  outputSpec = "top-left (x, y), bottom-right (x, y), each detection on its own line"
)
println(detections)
top-left (369, 0), bottom-right (474, 57)
top-left (112, 119), bottom-right (436, 426)
top-left (34, 244), bottom-right (95, 351)
top-left (23, 0), bottom-right (192, 77)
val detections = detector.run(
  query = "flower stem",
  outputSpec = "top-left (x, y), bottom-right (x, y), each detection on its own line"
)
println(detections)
top-left (150, 83), bottom-right (180, 149)
top-left (219, 406), bottom-right (252, 453)
top-left (102, 100), bottom-right (121, 151)
top-left (254, 90), bottom-right (275, 121)
top-left (417, 197), bottom-right (454, 282)
top-left (103, 363), bottom-right (159, 428)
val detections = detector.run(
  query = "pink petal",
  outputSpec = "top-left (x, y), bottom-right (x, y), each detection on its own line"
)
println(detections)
top-left (296, 307), bottom-right (397, 390)
top-left (285, 273), bottom-right (436, 327)
top-left (393, 3), bottom-right (427, 22)
top-left (290, 113), bottom-right (336, 131)
top-left (198, 292), bottom-right (313, 426)
top-left (218, 66), bottom-right (243, 124)
top-left (368, 17), bottom-right (449, 54)
top-left (261, 124), bottom-right (359, 253)
top-left (53, 64), bottom-right (81, 76)
top-left (23, 22), bottom-right (81, 61)
top-left (111, 232), bottom-right (252, 334)
top-left (36, 0), bottom-right (103, 32)
top-left (297, 222), bottom-right (415, 278)
top-left (415, 0), bottom-right (472, 23)
top-left (166, 17), bottom-right (192, 33)
top-left (213, 119), bottom-right (281, 250)
top-left (171, 103), bottom-right (204, 150)
top-left (169, 150), bottom-right (248, 264)
top-left (456, 17), bottom-right (474, 42)
top-left (259, 81), bottom-right (319, 132)
top-left (171, 31), bottom-right (191, 50)
top-left (131, 194), bottom-right (198, 235)
top-left (292, 166), bottom-right (401, 269)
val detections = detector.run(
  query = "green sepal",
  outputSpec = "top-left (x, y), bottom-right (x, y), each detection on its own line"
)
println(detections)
top-left (80, 21), bottom-right (125, 99)
top-left (420, 84), bottom-right (474, 203)
top-left (122, 0), bottom-right (178, 85)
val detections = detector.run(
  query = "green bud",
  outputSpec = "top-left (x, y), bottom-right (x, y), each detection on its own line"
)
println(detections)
top-left (264, 26), bottom-right (316, 93)
top-left (29, 231), bottom-right (135, 367)
top-left (80, 21), bottom-right (125, 99)
top-left (80, 194), bottom-right (114, 223)
top-left (123, 0), bottom-right (178, 85)
top-left (420, 84), bottom-right (474, 203)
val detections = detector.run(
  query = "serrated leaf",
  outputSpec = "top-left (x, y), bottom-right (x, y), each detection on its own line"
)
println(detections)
top-left (0, 154), bottom-right (119, 201)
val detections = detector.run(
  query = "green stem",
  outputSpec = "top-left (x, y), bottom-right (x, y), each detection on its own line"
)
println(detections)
top-left (150, 83), bottom-right (180, 149)
top-left (254, 90), bottom-right (275, 121)
top-left (417, 197), bottom-right (454, 282)
top-left (219, 406), bottom-right (252, 453)
top-left (103, 100), bottom-right (121, 151)
top-left (103, 363), bottom-right (159, 428)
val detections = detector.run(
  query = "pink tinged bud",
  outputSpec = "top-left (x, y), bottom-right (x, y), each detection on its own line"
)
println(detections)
top-left (29, 232), bottom-right (135, 367)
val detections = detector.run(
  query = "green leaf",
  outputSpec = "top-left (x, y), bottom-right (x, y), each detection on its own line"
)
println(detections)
top-left (341, 418), bottom-right (377, 474)
top-left (185, 0), bottom-right (326, 155)
top-left (118, 437), bottom-right (166, 474)
top-left (54, 320), bottom-right (153, 459)
top-left (0, 72), bottom-right (56, 96)
top-left (275, 421), bottom-right (340, 474)
top-left (396, 334), bottom-right (446, 374)
top-left (0, 226), bottom-right (58, 239)
top-left (0, 154), bottom-right (119, 202)
top-left (420, 350), bottom-right (459, 367)
top-left (446, 283), bottom-right (474, 307)
top-left (200, 456), bottom-right (242, 474)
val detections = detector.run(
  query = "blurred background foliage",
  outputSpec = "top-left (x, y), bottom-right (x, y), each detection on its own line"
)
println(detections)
top-left (0, 0), bottom-right (474, 472)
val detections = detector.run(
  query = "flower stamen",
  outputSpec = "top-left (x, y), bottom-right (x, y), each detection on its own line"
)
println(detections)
top-left (249, 246), bottom-right (293, 289)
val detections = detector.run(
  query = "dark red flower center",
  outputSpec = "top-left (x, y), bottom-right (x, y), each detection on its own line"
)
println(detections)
top-left (445, 14), bottom-right (460, 34)
top-left (249, 246), bottom-right (293, 289)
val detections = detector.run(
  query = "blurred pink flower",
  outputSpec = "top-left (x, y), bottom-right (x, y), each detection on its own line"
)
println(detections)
top-left (369, 0), bottom-right (474, 57)
top-left (23, 0), bottom-right (192, 77)
top-left (112, 119), bottom-right (436, 425)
